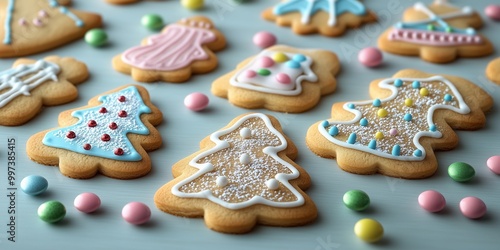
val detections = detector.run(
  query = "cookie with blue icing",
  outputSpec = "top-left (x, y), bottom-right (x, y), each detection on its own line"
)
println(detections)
top-left (262, 0), bottom-right (377, 37)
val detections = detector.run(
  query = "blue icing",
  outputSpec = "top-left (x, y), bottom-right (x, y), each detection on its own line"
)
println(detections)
top-left (273, 0), bottom-right (367, 25)
top-left (42, 86), bottom-right (152, 162)
top-left (3, 0), bottom-right (15, 45)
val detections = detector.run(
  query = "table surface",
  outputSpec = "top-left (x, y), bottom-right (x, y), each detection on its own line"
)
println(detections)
top-left (1, 0), bottom-right (500, 249)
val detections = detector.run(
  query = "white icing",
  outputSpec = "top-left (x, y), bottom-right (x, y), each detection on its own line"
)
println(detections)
top-left (171, 113), bottom-right (305, 210)
top-left (405, 2), bottom-right (474, 27)
top-left (0, 60), bottom-right (60, 108)
top-left (230, 50), bottom-right (318, 96)
top-left (318, 76), bottom-right (470, 161)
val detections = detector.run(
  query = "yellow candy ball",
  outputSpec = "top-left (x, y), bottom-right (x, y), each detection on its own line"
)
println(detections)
top-left (375, 131), bottom-right (384, 140)
top-left (420, 87), bottom-right (429, 96)
top-left (273, 52), bottom-right (288, 63)
top-left (404, 98), bottom-right (413, 107)
top-left (181, 0), bottom-right (204, 10)
top-left (377, 108), bottom-right (388, 118)
top-left (354, 218), bottom-right (384, 243)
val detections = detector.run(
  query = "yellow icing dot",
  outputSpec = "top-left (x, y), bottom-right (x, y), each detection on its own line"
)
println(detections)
top-left (404, 98), bottom-right (413, 107)
top-left (375, 131), bottom-right (384, 140)
top-left (377, 108), bottom-right (388, 118)
top-left (420, 87), bottom-right (429, 96)
top-left (273, 52), bottom-right (288, 63)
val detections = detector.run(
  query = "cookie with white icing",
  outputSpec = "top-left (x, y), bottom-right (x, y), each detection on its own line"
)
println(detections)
top-left (112, 16), bottom-right (226, 83)
top-left (0, 56), bottom-right (88, 126)
top-left (261, 0), bottom-right (377, 37)
top-left (155, 113), bottom-right (317, 234)
top-left (306, 69), bottom-right (493, 179)
top-left (486, 58), bottom-right (500, 85)
top-left (0, 0), bottom-right (102, 58)
top-left (378, 1), bottom-right (493, 63)
top-left (26, 85), bottom-right (163, 179)
top-left (211, 45), bottom-right (339, 113)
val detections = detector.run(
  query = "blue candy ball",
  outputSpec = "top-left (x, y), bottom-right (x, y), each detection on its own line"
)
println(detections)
top-left (20, 175), bottom-right (48, 196)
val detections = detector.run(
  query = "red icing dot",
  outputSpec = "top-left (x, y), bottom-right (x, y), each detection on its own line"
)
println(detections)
top-left (109, 122), bottom-right (118, 130)
top-left (99, 107), bottom-right (107, 113)
top-left (114, 148), bottom-right (124, 156)
top-left (88, 120), bottom-right (97, 127)
top-left (101, 134), bottom-right (111, 142)
top-left (83, 143), bottom-right (91, 150)
top-left (118, 110), bottom-right (128, 117)
top-left (118, 96), bottom-right (126, 102)
top-left (66, 131), bottom-right (76, 139)
top-left (276, 73), bottom-right (291, 84)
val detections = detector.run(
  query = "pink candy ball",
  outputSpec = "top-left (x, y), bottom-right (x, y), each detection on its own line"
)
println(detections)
top-left (276, 73), bottom-right (291, 84)
top-left (253, 31), bottom-right (277, 48)
top-left (184, 92), bottom-right (209, 111)
top-left (122, 202), bottom-right (151, 225)
top-left (486, 155), bottom-right (500, 174)
top-left (358, 47), bottom-right (383, 67)
top-left (460, 197), bottom-right (486, 219)
top-left (485, 5), bottom-right (500, 21)
top-left (258, 56), bottom-right (275, 68)
top-left (74, 192), bottom-right (101, 213)
top-left (418, 190), bottom-right (446, 213)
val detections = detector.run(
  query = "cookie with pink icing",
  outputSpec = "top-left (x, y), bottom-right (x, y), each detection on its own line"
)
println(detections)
top-left (486, 58), bottom-right (500, 85)
top-left (154, 113), bottom-right (317, 234)
top-left (378, 1), bottom-right (493, 63)
top-left (211, 45), bottom-right (340, 113)
top-left (0, 0), bottom-right (102, 58)
top-left (0, 56), bottom-right (88, 126)
top-left (113, 16), bottom-right (226, 83)
top-left (26, 85), bottom-right (163, 179)
top-left (306, 69), bottom-right (493, 179)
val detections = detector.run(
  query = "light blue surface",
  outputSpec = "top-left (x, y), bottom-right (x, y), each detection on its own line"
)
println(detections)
top-left (1, 0), bottom-right (500, 249)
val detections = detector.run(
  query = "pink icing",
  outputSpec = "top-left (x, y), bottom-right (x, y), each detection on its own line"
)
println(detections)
top-left (121, 24), bottom-right (217, 71)
top-left (389, 28), bottom-right (483, 46)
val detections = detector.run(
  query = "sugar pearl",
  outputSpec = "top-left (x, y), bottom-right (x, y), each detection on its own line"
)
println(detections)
top-left (375, 131), bottom-right (384, 140)
top-left (266, 179), bottom-right (279, 190)
top-left (252, 31), bottom-right (277, 48)
top-left (239, 153), bottom-right (251, 165)
top-left (377, 108), bottom-right (388, 118)
top-left (389, 128), bottom-right (398, 136)
top-left (216, 176), bottom-right (228, 187)
top-left (240, 127), bottom-right (252, 139)
top-left (122, 202), bottom-right (151, 225)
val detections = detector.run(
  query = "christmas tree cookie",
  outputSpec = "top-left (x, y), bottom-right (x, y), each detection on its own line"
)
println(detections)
top-left (0, 0), bottom-right (102, 58)
top-left (306, 69), bottom-right (493, 179)
top-left (378, 1), bottom-right (493, 63)
top-left (155, 113), bottom-right (317, 234)
top-left (113, 16), bottom-right (226, 83)
top-left (26, 85), bottom-right (163, 179)
top-left (211, 45), bottom-right (340, 113)
top-left (0, 56), bottom-right (88, 126)
top-left (486, 58), bottom-right (500, 85)
top-left (262, 0), bottom-right (377, 37)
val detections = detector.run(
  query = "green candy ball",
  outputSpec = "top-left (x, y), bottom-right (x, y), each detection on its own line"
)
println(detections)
top-left (448, 162), bottom-right (475, 182)
top-left (343, 190), bottom-right (370, 211)
top-left (38, 201), bottom-right (66, 223)
top-left (84, 28), bottom-right (108, 47)
top-left (141, 14), bottom-right (164, 30)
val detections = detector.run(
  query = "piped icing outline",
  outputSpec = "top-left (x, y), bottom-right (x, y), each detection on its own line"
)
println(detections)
top-left (42, 86), bottom-right (152, 162)
top-left (229, 50), bottom-right (318, 96)
top-left (317, 76), bottom-right (470, 161)
top-left (172, 113), bottom-right (305, 210)
top-left (273, 0), bottom-right (367, 27)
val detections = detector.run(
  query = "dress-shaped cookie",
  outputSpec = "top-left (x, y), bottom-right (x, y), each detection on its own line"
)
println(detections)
top-left (486, 58), bottom-right (500, 85)
top-left (0, 0), bottom-right (102, 58)
top-left (378, 1), bottom-right (493, 63)
top-left (262, 0), bottom-right (377, 37)
top-left (306, 69), bottom-right (493, 179)
top-left (212, 45), bottom-right (340, 113)
top-left (0, 56), bottom-right (88, 126)
top-left (26, 85), bottom-right (163, 179)
top-left (113, 16), bottom-right (226, 83)
top-left (155, 113), bottom-right (317, 234)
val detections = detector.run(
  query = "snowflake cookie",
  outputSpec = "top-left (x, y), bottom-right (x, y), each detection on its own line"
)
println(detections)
top-left (155, 113), bottom-right (317, 233)
top-left (212, 45), bottom-right (340, 113)
top-left (306, 69), bottom-right (493, 179)
top-left (113, 16), bottom-right (226, 83)
top-left (262, 0), bottom-right (377, 37)
top-left (26, 85), bottom-right (163, 179)
top-left (0, 56), bottom-right (88, 126)
top-left (378, 1), bottom-right (493, 63)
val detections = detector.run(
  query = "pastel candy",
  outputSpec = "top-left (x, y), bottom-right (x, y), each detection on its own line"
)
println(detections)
top-left (275, 73), bottom-right (291, 84)
top-left (122, 202), bottom-right (151, 225)
top-left (418, 190), bottom-right (446, 212)
top-left (74, 192), bottom-right (101, 213)
top-left (258, 56), bottom-right (275, 68)
top-left (184, 92), bottom-right (209, 111)
top-left (20, 175), bottom-right (48, 196)
top-left (460, 197), bottom-right (486, 219)
top-left (272, 52), bottom-right (288, 63)
top-left (487, 155), bottom-right (500, 174)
